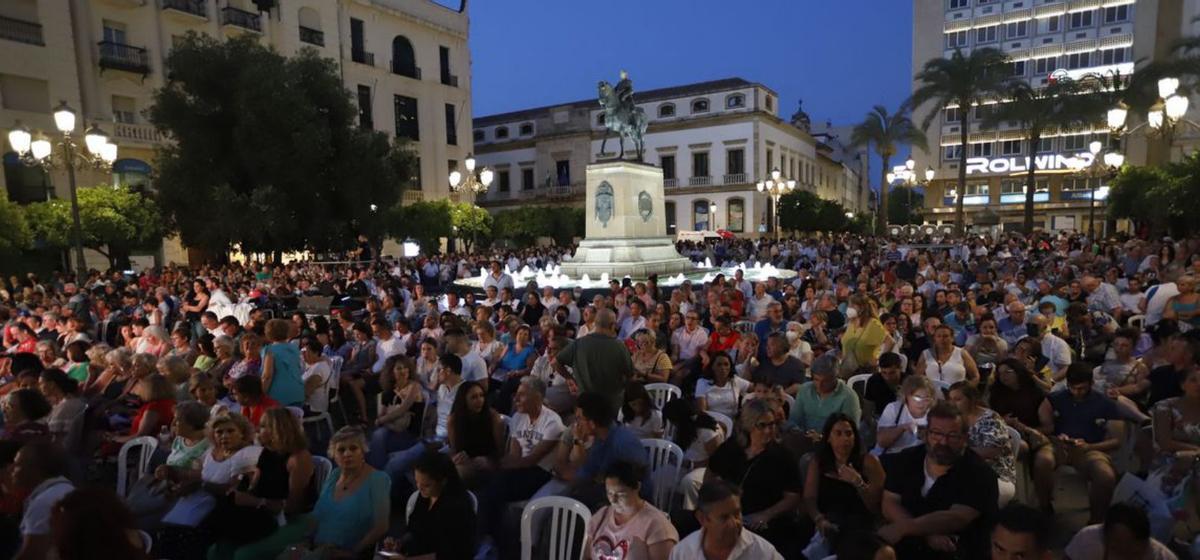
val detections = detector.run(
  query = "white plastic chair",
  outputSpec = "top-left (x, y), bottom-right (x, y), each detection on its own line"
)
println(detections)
top-left (645, 383), bottom-right (681, 410)
top-left (705, 411), bottom-right (734, 437)
top-left (1127, 314), bottom-right (1146, 331)
top-left (640, 438), bottom-right (685, 513)
top-left (303, 361), bottom-right (337, 436)
top-left (117, 436), bottom-right (158, 498)
top-left (847, 373), bottom-right (873, 397)
top-left (312, 455), bottom-right (333, 491)
top-left (520, 496), bottom-right (591, 560)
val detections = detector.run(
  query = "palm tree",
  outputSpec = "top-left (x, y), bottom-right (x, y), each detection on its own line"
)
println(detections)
top-left (850, 105), bottom-right (928, 234)
top-left (981, 77), bottom-right (1101, 232)
top-left (909, 48), bottom-right (1012, 231)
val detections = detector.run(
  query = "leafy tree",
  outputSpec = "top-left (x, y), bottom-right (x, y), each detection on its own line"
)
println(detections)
top-left (493, 207), bottom-right (552, 247)
top-left (778, 190), bottom-right (851, 232)
top-left (910, 47), bottom-right (1012, 231)
top-left (389, 200), bottom-right (452, 255)
top-left (850, 105), bottom-right (927, 233)
top-left (0, 198), bottom-right (31, 255)
top-left (449, 202), bottom-right (493, 253)
top-left (887, 185), bottom-right (925, 226)
top-left (148, 33), bottom-right (415, 260)
top-left (24, 185), bottom-right (162, 270)
top-left (1106, 165), bottom-right (1167, 234)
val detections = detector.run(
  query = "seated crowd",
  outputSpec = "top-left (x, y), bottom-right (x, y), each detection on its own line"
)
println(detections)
top-left (0, 231), bottom-right (1198, 559)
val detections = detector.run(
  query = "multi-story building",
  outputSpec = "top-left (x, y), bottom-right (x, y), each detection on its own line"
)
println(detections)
top-left (911, 0), bottom-right (1185, 233)
top-left (472, 77), bottom-right (868, 238)
top-left (0, 0), bottom-right (471, 264)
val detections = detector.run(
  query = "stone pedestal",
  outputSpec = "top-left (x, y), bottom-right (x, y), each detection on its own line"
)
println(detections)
top-left (561, 161), bottom-right (693, 278)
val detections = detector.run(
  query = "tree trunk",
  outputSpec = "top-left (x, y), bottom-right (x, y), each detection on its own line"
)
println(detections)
top-left (878, 154), bottom-right (891, 235)
top-left (1023, 131), bottom-right (1040, 233)
top-left (956, 114), bottom-right (970, 233)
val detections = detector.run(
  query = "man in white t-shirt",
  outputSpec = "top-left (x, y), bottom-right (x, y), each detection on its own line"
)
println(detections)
top-left (1033, 315), bottom-right (1073, 382)
top-left (1063, 503), bottom-right (1177, 560)
top-left (446, 328), bottom-right (488, 390)
top-left (13, 443), bottom-right (75, 560)
top-left (371, 318), bottom-right (405, 375)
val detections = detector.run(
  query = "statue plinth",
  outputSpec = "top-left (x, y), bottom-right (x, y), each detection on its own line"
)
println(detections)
top-left (561, 161), bottom-right (694, 278)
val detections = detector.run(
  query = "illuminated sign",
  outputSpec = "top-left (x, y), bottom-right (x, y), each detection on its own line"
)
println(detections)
top-left (965, 152), bottom-right (1093, 175)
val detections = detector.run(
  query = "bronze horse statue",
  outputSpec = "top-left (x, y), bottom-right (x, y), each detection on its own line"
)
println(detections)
top-left (597, 75), bottom-right (647, 162)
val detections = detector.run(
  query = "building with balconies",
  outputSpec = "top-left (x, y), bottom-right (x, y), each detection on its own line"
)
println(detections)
top-left (0, 0), bottom-right (473, 266)
top-left (472, 78), bottom-right (867, 238)
top-left (910, 0), bottom-right (1186, 234)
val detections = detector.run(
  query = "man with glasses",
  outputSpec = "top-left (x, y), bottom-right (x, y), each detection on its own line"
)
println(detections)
top-left (671, 311), bottom-right (709, 385)
top-left (753, 301), bottom-right (787, 362)
top-left (878, 402), bottom-right (998, 560)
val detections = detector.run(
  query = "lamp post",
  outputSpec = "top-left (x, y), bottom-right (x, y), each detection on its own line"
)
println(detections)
top-left (1108, 76), bottom-right (1200, 158)
top-left (448, 153), bottom-right (494, 197)
top-left (755, 167), bottom-right (796, 241)
top-left (709, 201), bottom-right (719, 231)
top-left (8, 102), bottom-right (118, 281)
top-left (1068, 140), bottom-right (1123, 240)
top-left (886, 157), bottom-right (935, 230)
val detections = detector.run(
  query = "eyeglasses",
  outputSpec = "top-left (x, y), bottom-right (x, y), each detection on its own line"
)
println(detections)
top-left (926, 429), bottom-right (963, 442)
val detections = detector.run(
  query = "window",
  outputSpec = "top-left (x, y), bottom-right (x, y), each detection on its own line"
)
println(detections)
top-left (692, 152), bottom-right (709, 178)
top-left (1066, 51), bottom-right (1092, 69)
top-left (976, 25), bottom-right (999, 44)
top-left (1099, 47), bottom-right (1130, 65)
top-left (1034, 56), bottom-right (1058, 75)
top-left (1000, 179), bottom-right (1027, 194)
top-left (102, 20), bottom-right (127, 44)
top-left (357, 85), bottom-right (372, 129)
top-left (473, 130), bottom-right (484, 142)
top-left (1103, 5), bottom-right (1129, 24)
top-left (111, 95), bottom-right (136, 124)
top-left (766, 149), bottom-right (773, 175)
top-left (727, 198), bottom-right (745, 233)
top-left (665, 201), bottom-right (676, 233)
top-left (972, 104), bottom-right (995, 121)
top-left (1069, 10), bottom-right (1094, 29)
top-left (964, 182), bottom-right (989, 196)
top-left (444, 104), bottom-right (457, 145)
top-left (766, 96), bottom-right (774, 111)
top-left (410, 157), bottom-right (421, 189)
top-left (726, 149), bottom-right (745, 176)
top-left (970, 142), bottom-right (993, 157)
top-left (943, 145), bottom-right (963, 161)
top-left (391, 36), bottom-right (418, 78)
top-left (725, 94), bottom-right (745, 109)
top-left (944, 106), bottom-right (961, 122)
top-left (660, 155), bottom-right (676, 180)
top-left (298, 7), bottom-right (322, 46)
top-left (1000, 139), bottom-right (1023, 155)
top-left (1005, 20), bottom-right (1028, 39)
top-left (658, 103), bottom-right (675, 118)
top-left (949, 0), bottom-right (968, 9)
top-left (498, 170), bottom-right (510, 192)
top-left (1037, 137), bottom-right (1054, 153)
top-left (945, 30), bottom-right (968, 48)
top-left (1062, 134), bottom-right (1086, 151)
top-left (350, 18), bottom-right (365, 62)
top-left (494, 126), bottom-right (508, 140)
top-left (521, 168), bottom-right (534, 190)
top-left (439, 46), bottom-right (454, 86)
top-left (1045, 15), bottom-right (1060, 33)
top-left (1063, 177), bottom-right (1102, 191)
top-left (394, 95), bottom-right (418, 141)
top-left (691, 98), bottom-right (709, 113)
top-left (519, 123), bottom-right (533, 136)
top-left (596, 112), bottom-right (606, 127)
top-left (555, 160), bottom-right (569, 186)
top-left (1010, 60), bottom-right (1027, 77)
top-left (693, 200), bottom-right (710, 230)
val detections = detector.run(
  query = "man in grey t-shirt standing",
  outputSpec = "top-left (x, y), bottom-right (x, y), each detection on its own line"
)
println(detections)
top-left (555, 308), bottom-right (632, 410)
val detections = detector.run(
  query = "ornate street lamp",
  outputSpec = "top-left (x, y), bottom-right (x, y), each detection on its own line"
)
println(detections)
top-left (9, 101), bottom-right (118, 281)
top-left (1108, 76), bottom-right (1199, 138)
top-left (755, 167), bottom-right (796, 241)
top-left (448, 153), bottom-right (494, 195)
top-left (1068, 140), bottom-right (1123, 240)
top-left (886, 156), bottom-right (935, 230)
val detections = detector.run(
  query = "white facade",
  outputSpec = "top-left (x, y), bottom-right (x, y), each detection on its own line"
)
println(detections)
top-left (473, 78), bottom-right (866, 238)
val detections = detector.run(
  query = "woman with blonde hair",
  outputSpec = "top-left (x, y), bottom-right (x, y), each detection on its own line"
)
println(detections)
top-left (873, 374), bottom-right (938, 455)
top-left (261, 319), bottom-right (304, 407)
top-left (840, 294), bottom-right (886, 376)
top-left (303, 427), bottom-right (390, 558)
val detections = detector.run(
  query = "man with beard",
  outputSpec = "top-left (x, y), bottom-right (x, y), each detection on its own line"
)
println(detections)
top-left (877, 402), bottom-right (998, 560)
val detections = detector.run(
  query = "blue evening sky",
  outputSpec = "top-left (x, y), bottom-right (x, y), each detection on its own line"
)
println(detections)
top-left (468, 0), bottom-right (915, 185)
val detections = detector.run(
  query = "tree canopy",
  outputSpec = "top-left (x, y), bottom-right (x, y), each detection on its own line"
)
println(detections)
top-left (887, 186), bottom-right (925, 227)
top-left (850, 104), bottom-right (927, 232)
top-left (777, 190), bottom-right (854, 233)
top-left (1108, 153), bottom-right (1200, 236)
top-left (23, 185), bottom-right (162, 269)
top-left (149, 33), bottom-right (416, 258)
top-left (0, 198), bottom-right (32, 256)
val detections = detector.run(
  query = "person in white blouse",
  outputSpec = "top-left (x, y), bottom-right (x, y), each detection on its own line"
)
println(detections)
top-left (872, 375), bottom-right (938, 455)
top-left (695, 353), bottom-right (749, 419)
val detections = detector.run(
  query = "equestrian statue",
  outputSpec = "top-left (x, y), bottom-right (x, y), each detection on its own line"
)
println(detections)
top-left (597, 70), bottom-right (648, 162)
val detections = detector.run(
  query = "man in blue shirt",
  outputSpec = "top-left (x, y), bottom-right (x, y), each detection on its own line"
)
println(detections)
top-left (560, 392), bottom-right (652, 509)
top-left (754, 301), bottom-right (787, 361)
top-left (942, 302), bottom-right (975, 346)
top-left (996, 301), bottom-right (1029, 348)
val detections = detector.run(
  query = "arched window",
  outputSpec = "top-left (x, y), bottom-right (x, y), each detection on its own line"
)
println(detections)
top-left (658, 103), bottom-right (675, 118)
top-left (727, 197), bottom-right (745, 233)
top-left (495, 126), bottom-right (509, 139)
top-left (691, 98), bottom-right (709, 113)
top-left (693, 199), bottom-right (710, 230)
top-left (391, 35), bottom-right (418, 78)
top-left (725, 94), bottom-right (745, 109)
top-left (519, 122), bottom-right (533, 136)
top-left (596, 112), bottom-right (606, 126)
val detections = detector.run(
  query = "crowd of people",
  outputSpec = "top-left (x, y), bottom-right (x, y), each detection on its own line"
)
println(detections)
top-left (0, 230), bottom-right (1199, 559)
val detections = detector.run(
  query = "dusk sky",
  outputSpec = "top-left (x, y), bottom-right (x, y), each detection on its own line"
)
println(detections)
top-left (469, 0), bottom-right (915, 172)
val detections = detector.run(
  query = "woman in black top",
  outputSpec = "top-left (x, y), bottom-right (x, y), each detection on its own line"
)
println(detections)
top-left (446, 381), bottom-right (505, 487)
top-left (803, 413), bottom-right (885, 553)
top-left (383, 452), bottom-right (477, 559)
top-left (705, 398), bottom-right (802, 556)
top-left (517, 291), bottom-right (546, 326)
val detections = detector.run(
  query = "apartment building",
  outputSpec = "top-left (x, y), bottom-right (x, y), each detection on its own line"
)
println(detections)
top-left (0, 0), bottom-right (472, 263)
top-left (911, 0), bottom-right (1185, 233)
top-left (472, 78), bottom-right (867, 238)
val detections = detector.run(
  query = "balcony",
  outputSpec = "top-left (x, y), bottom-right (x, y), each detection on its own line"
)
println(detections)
top-left (352, 49), bottom-right (375, 66)
top-left (723, 173), bottom-right (746, 184)
top-left (112, 122), bottom-right (163, 144)
top-left (688, 176), bottom-right (712, 187)
top-left (98, 41), bottom-right (151, 75)
top-left (402, 190), bottom-right (424, 204)
top-left (392, 62), bottom-right (421, 80)
top-left (663, 178), bottom-right (678, 188)
top-left (0, 15), bottom-right (44, 46)
top-left (441, 73), bottom-right (458, 87)
top-left (549, 185), bottom-right (576, 199)
top-left (220, 6), bottom-right (261, 33)
top-left (162, 0), bottom-right (207, 19)
top-left (298, 26), bottom-right (323, 46)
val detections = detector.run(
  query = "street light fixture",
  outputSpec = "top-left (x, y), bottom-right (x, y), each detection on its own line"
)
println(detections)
top-left (8, 102), bottom-right (118, 281)
top-left (887, 156), bottom-right (935, 230)
top-left (1068, 141), bottom-right (1122, 240)
top-left (448, 153), bottom-right (494, 195)
top-left (1108, 76), bottom-right (1199, 137)
top-left (756, 166), bottom-right (796, 241)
